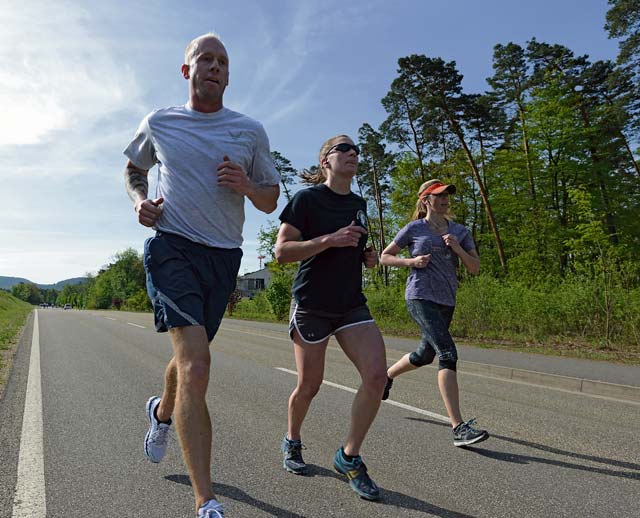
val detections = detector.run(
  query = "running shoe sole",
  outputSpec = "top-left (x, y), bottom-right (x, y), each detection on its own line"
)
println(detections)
top-left (283, 460), bottom-right (307, 475)
top-left (454, 431), bottom-right (490, 447)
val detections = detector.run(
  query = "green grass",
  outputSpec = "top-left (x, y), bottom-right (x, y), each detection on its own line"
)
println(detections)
top-left (0, 291), bottom-right (32, 361)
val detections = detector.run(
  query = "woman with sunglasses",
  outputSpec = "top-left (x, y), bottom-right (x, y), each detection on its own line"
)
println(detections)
top-left (274, 135), bottom-right (387, 501)
top-left (379, 179), bottom-right (489, 447)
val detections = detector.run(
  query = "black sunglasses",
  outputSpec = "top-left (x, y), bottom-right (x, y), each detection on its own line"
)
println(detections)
top-left (325, 142), bottom-right (360, 158)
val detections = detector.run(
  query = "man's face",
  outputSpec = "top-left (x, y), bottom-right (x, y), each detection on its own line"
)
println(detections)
top-left (182, 37), bottom-right (229, 102)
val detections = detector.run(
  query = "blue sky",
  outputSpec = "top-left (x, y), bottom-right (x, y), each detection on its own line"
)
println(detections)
top-left (0, 0), bottom-right (620, 284)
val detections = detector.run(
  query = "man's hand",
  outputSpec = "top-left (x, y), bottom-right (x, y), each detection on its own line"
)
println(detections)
top-left (327, 221), bottom-right (368, 248)
top-left (217, 155), bottom-right (253, 196)
top-left (363, 246), bottom-right (378, 268)
top-left (135, 197), bottom-right (164, 227)
top-left (410, 254), bottom-right (431, 268)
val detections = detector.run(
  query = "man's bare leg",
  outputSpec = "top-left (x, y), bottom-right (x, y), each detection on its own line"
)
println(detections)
top-left (156, 357), bottom-right (177, 422)
top-left (169, 326), bottom-right (216, 511)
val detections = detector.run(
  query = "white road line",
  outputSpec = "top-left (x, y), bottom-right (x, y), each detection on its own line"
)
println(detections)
top-left (105, 317), bottom-right (116, 321)
top-left (13, 311), bottom-right (46, 518)
top-left (381, 397), bottom-right (450, 422)
top-left (127, 322), bottom-right (145, 329)
top-left (275, 367), bottom-right (450, 423)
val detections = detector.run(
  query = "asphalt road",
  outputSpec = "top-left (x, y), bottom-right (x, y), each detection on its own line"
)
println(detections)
top-left (0, 309), bottom-right (638, 517)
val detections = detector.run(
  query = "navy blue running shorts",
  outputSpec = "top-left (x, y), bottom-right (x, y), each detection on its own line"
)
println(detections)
top-left (289, 303), bottom-right (374, 344)
top-left (143, 232), bottom-right (242, 342)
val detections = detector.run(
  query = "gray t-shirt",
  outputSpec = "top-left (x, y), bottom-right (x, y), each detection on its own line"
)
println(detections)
top-left (124, 104), bottom-right (280, 248)
top-left (393, 219), bottom-right (476, 307)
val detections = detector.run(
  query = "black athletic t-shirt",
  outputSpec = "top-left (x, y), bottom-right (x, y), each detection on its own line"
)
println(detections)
top-left (279, 184), bottom-right (368, 312)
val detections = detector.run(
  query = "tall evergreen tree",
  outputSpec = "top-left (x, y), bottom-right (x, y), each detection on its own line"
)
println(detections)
top-left (380, 76), bottom-right (429, 179)
top-left (605, 1), bottom-right (640, 175)
top-left (357, 123), bottom-right (395, 284)
top-left (606, 0), bottom-right (640, 73)
top-left (488, 43), bottom-right (537, 198)
top-left (271, 150), bottom-right (297, 202)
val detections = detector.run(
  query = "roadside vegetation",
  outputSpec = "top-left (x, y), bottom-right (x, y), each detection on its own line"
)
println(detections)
top-left (227, 275), bottom-right (640, 365)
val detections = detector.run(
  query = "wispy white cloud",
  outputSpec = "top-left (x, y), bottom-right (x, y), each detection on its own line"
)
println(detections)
top-left (0, 0), bottom-right (142, 150)
top-left (262, 85), bottom-right (317, 126)
top-left (229, 2), bottom-right (320, 123)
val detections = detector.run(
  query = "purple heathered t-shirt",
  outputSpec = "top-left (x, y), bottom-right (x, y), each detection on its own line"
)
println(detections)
top-left (393, 219), bottom-right (476, 307)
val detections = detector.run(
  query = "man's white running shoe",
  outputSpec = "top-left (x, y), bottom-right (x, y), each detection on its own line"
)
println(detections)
top-left (144, 396), bottom-right (171, 463)
top-left (198, 498), bottom-right (224, 517)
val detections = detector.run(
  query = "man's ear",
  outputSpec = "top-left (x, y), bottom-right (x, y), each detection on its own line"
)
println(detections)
top-left (181, 64), bottom-right (190, 79)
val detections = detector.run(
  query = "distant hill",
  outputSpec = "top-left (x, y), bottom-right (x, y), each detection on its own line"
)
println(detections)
top-left (0, 276), bottom-right (88, 291)
top-left (0, 277), bottom-right (30, 290)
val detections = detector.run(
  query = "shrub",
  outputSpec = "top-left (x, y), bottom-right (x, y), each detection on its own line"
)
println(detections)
top-left (124, 289), bottom-right (152, 312)
top-left (265, 275), bottom-right (292, 320)
top-left (226, 289), bottom-right (243, 316)
top-left (230, 291), bottom-right (278, 321)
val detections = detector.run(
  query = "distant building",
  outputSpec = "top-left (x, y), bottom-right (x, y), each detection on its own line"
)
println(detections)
top-left (236, 268), bottom-right (272, 298)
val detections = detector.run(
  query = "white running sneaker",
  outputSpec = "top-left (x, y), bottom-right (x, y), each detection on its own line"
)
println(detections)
top-left (144, 396), bottom-right (171, 463)
top-left (198, 498), bottom-right (224, 517)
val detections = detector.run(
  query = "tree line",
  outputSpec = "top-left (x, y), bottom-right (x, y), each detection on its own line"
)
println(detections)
top-left (10, 249), bottom-right (150, 311)
top-left (266, 1), bottom-right (639, 283)
top-left (255, 1), bottom-right (640, 350)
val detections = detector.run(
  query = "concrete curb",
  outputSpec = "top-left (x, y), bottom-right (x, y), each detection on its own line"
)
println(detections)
top-left (458, 360), bottom-right (640, 403)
